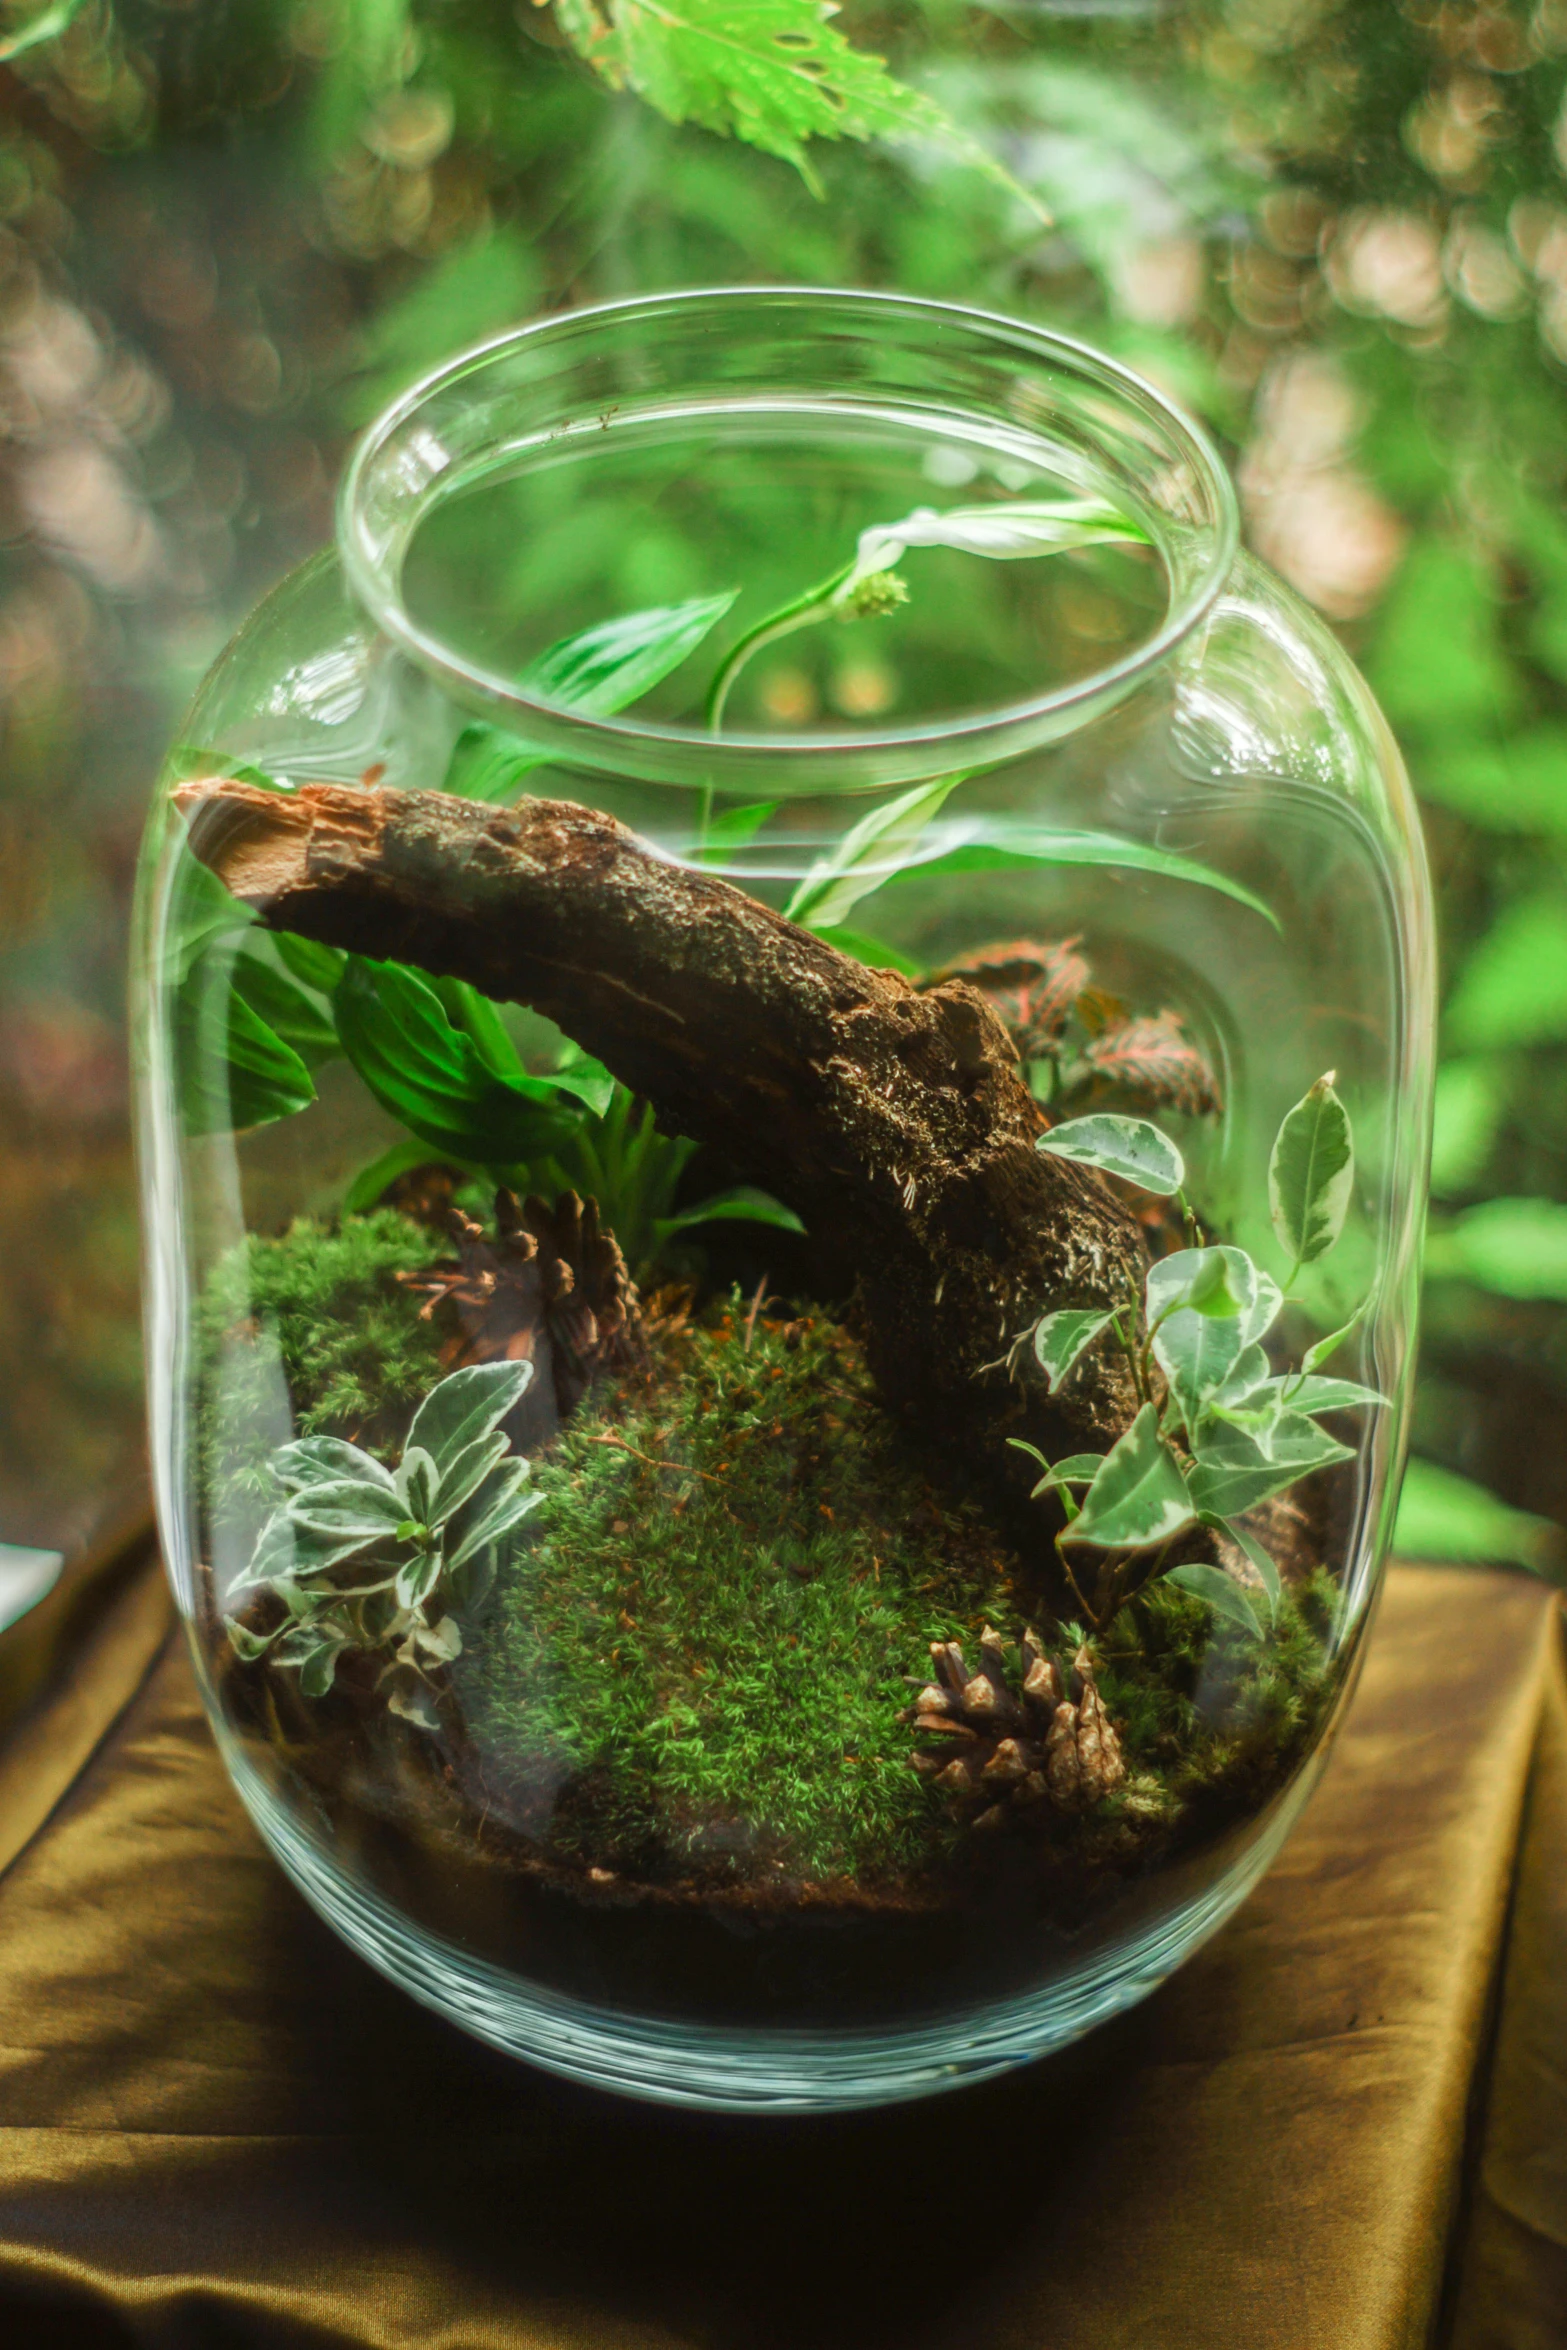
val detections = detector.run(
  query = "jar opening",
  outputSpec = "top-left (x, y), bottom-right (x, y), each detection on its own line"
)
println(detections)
top-left (338, 288), bottom-right (1240, 792)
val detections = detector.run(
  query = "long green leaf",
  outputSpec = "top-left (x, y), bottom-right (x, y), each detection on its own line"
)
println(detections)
top-left (177, 960), bottom-right (317, 1136)
top-left (442, 593), bottom-right (738, 803)
top-left (334, 957), bottom-right (584, 1166)
top-left (875, 827), bottom-right (1278, 926)
top-left (653, 1185), bottom-right (806, 1241)
top-left (785, 775), bottom-right (969, 931)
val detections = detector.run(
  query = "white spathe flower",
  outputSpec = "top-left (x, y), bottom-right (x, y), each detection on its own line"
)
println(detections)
top-left (835, 497), bottom-right (1149, 601)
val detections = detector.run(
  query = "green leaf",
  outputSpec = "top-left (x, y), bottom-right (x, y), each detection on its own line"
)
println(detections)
top-left (1037, 1114), bottom-right (1185, 1197)
top-left (296, 1638), bottom-right (348, 1700)
top-left (406, 1360), bottom-right (534, 1479)
top-left (878, 827), bottom-right (1277, 928)
top-left (274, 933), bottom-right (348, 995)
top-left (1164, 1560), bottom-right (1264, 1640)
top-left (1065, 1403), bottom-right (1195, 1549)
top-left (1415, 727), bottom-right (1567, 835)
top-left (557, 0), bottom-right (1049, 215)
top-left (334, 957), bottom-right (583, 1165)
top-left (1276, 1374), bottom-right (1387, 1414)
top-left (426, 1431), bottom-right (511, 1527)
top-left (1425, 1197), bottom-right (1567, 1301)
top-left (653, 1185), bottom-right (806, 1241)
top-left (785, 775), bottom-right (969, 931)
top-left (1030, 1308), bottom-right (1116, 1394)
top-left (1185, 1414), bottom-right (1353, 1520)
top-left (522, 591), bottom-right (739, 714)
top-left (1203, 1514), bottom-right (1282, 1617)
top-left (0, 0), bottom-right (90, 63)
top-left (1366, 539), bottom-right (1520, 735)
top-left (226, 1617), bottom-right (281, 1663)
top-left (229, 949), bottom-right (340, 1070)
top-left (1393, 1458), bottom-right (1560, 1575)
top-left (805, 924), bottom-right (925, 978)
top-left (541, 1052), bottom-right (618, 1116)
top-left (343, 1139), bottom-right (455, 1216)
top-left (442, 594), bottom-right (740, 802)
top-left (1269, 1074), bottom-right (1354, 1270)
top-left (1007, 1440), bottom-right (1105, 1503)
top-left (1446, 891), bottom-right (1567, 1048)
top-left (697, 800), bottom-right (781, 863)
top-left (1429, 1057), bottom-right (1504, 1197)
top-left (177, 958), bottom-right (317, 1137)
top-left (1301, 1296), bottom-right (1373, 1375)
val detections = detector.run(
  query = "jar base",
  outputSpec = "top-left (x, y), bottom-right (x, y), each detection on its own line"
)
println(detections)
top-left (226, 1737), bottom-right (1312, 2113)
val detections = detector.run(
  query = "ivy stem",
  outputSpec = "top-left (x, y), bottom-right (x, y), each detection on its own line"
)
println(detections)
top-left (1054, 1532), bottom-right (1100, 1630)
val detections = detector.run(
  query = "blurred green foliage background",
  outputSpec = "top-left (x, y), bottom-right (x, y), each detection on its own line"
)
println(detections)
top-left (2, 0), bottom-right (1566, 1572)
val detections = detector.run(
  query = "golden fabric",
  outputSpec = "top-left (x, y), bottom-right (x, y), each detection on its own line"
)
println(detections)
top-left (0, 1540), bottom-right (1561, 2350)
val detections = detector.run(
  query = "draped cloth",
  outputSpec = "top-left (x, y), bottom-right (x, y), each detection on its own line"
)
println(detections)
top-left (0, 1519), bottom-right (1561, 2350)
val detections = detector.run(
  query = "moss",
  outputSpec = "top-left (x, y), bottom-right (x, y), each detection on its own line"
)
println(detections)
top-left (197, 1208), bottom-right (448, 1501)
top-left (458, 1296), bottom-right (1338, 1892)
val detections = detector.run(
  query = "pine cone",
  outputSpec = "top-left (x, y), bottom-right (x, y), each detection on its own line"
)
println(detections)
top-left (910, 1628), bottom-right (1127, 1831)
top-left (399, 1189), bottom-right (643, 1452)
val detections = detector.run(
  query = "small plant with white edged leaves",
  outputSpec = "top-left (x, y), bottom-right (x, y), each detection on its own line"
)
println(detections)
top-left (226, 1359), bottom-right (541, 1730)
top-left (1009, 1075), bottom-right (1384, 1639)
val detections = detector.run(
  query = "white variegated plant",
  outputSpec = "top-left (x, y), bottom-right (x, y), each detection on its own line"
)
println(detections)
top-left (226, 1358), bottom-right (541, 1730)
top-left (1013, 1075), bottom-right (1383, 1639)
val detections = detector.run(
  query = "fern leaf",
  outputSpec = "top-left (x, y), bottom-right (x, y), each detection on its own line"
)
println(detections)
top-left (553, 0), bottom-right (1047, 214)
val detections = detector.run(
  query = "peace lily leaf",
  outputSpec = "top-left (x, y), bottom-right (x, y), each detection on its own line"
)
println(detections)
top-left (522, 590), bottom-right (740, 714)
top-left (228, 948), bottom-right (340, 1071)
top-left (807, 924), bottom-right (925, 978)
top-left (407, 1359), bottom-right (534, 1478)
top-left (653, 1185), bottom-right (806, 1241)
top-left (1065, 1403), bottom-right (1195, 1550)
top-left (274, 932), bottom-right (348, 995)
top-left (1165, 1560), bottom-right (1265, 1641)
top-left (877, 827), bottom-right (1277, 927)
top-left (785, 775), bottom-right (969, 931)
top-left (1270, 1073), bottom-right (1355, 1271)
top-left (1185, 1413), bottom-right (1353, 1521)
top-left (1031, 1307), bottom-right (1116, 1393)
top-left (334, 956), bottom-right (583, 1166)
top-left (442, 593), bottom-right (739, 801)
top-left (177, 958), bottom-right (317, 1137)
top-left (1203, 1513), bottom-right (1283, 1617)
top-left (554, 0), bottom-right (1050, 216)
top-left (271, 1436), bottom-right (396, 1494)
top-left (697, 800), bottom-right (780, 863)
top-left (844, 497), bottom-right (1149, 595)
top-left (1037, 1114), bottom-right (1185, 1197)
top-left (1301, 1295), bottom-right (1374, 1374)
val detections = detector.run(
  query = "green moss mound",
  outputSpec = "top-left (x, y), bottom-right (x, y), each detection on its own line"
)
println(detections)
top-left (459, 1294), bottom-right (1337, 1892)
top-left (197, 1208), bottom-right (447, 1501)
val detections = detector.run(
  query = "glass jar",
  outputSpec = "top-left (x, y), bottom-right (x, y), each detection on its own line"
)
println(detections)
top-left (132, 289), bottom-right (1433, 2111)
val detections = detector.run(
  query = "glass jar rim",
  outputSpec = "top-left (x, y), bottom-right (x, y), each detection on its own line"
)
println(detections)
top-left (337, 286), bottom-right (1241, 792)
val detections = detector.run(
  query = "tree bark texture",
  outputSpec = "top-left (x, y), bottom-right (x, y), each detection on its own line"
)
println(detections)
top-left (175, 777), bottom-right (1149, 1531)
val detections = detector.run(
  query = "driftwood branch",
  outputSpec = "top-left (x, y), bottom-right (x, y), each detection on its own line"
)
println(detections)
top-left (175, 776), bottom-right (1149, 1534)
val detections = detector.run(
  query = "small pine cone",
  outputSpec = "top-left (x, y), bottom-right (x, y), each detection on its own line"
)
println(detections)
top-left (909, 1629), bottom-right (1125, 1828)
top-left (398, 1189), bottom-right (643, 1451)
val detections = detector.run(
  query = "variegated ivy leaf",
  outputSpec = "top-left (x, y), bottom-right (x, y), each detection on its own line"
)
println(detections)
top-left (1030, 1307), bottom-right (1117, 1393)
top-left (1185, 1413), bottom-right (1353, 1521)
top-left (405, 1358), bottom-right (534, 1480)
top-left (1272, 1373), bottom-right (1388, 1416)
top-left (1301, 1295), bottom-right (1373, 1375)
top-left (1065, 1403), bottom-right (1195, 1550)
top-left (1147, 1247), bottom-right (1280, 1432)
top-left (1269, 1073), bottom-right (1355, 1272)
top-left (1036, 1114), bottom-right (1185, 1197)
top-left (1007, 1439), bottom-right (1106, 1508)
top-left (271, 1434), bottom-right (395, 1494)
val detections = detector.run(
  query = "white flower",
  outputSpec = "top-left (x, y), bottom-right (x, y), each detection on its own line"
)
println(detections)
top-left (836, 497), bottom-right (1148, 600)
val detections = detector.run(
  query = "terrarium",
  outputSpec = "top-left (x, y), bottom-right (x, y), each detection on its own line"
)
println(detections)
top-left (132, 289), bottom-right (1433, 2110)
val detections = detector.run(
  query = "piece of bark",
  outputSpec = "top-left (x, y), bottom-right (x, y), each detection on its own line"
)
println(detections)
top-left (173, 775), bottom-right (1148, 1525)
